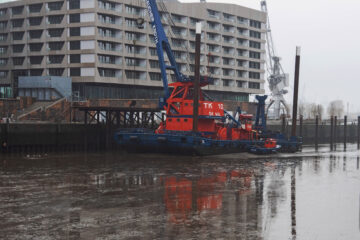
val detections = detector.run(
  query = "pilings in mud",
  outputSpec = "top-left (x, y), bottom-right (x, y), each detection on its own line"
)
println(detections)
top-left (267, 116), bottom-right (360, 147)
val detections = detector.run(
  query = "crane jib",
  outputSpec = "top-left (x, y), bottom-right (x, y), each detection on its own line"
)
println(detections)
top-left (146, 0), bottom-right (159, 44)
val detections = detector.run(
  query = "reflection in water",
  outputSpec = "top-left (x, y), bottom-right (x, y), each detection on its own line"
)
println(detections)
top-left (0, 146), bottom-right (359, 239)
top-left (291, 166), bottom-right (296, 240)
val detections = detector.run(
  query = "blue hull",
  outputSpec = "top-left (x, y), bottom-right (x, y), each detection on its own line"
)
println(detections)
top-left (114, 129), bottom-right (265, 156)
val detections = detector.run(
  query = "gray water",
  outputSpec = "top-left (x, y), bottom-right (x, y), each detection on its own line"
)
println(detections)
top-left (0, 145), bottom-right (359, 240)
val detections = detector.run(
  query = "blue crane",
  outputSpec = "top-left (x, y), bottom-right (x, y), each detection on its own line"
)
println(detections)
top-left (145, 0), bottom-right (191, 104)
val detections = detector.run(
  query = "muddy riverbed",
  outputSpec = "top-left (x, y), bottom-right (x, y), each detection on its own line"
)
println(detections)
top-left (0, 144), bottom-right (359, 239)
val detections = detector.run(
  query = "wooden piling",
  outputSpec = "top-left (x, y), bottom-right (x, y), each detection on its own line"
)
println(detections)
top-left (330, 116), bottom-right (333, 150)
top-left (334, 116), bottom-right (337, 149)
top-left (315, 115), bottom-right (319, 149)
top-left (299, 115), bottom-right (303, 137)
top-left (344, 115), bottom-right (347, 150)
top-left (358, 116), bottom-right (360, 149)
top-left (282, 115), bottom-right (286, 135)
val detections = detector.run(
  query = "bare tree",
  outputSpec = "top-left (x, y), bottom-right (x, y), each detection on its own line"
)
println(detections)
top-left (316, 104), bottom-right (324, 119)
top-left (298, 102), bottom-right (306, 118)
top-left (327, 100), bottom-right (344, 117)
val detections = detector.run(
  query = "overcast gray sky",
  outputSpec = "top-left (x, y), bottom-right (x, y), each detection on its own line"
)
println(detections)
top-left (181, 0), bottom-right (360, 112)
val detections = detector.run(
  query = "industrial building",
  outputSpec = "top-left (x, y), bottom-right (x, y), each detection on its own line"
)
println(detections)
top-left (0, 0), bottom-right (266, 101)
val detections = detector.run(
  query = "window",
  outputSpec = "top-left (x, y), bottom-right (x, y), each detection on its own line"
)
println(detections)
top-left (69, 27), bottom-right (80, 36)
top-left (0, 9), bottom-right (7, 17)
top-left (125, 70), bottom-right (141, 79)
top-left (48, 1), bottom-right (63, 11)
top-left (69, 54), bottom-right (80, 63)
top-left (0, 21), bottom-right (7, 29)
top-left (125, 57), bottom-right (142, 67)
top-left (0, 34), bottom-right (7, 41)
top-left (223, 13), bottom-right (234, 22)
top-left (0, 71), bottom-right (7, 78)
top-left (69, 14), bottom-right (80, 23)
top-left (237, 81), bottom-right (245, 88)
top-left (29, 30), bottom-right (43, 39)
top-left (70, 68), bottom-right (81, 76)
top-left (30, 69), bottom-right (43, 76)
top-left (223, 69), bottom-right (233, 76)
top-left (48, 15), bottom-right (64, 24)
top-left (249, 61), bottom-right (260, 69)
top-left (149, 48), bottom-right (157, 56)
top-left (249, 51), bottom-right (261, 59)
top-left (29, 17), bottom-right (42, 26)
top-left (30, 56), bottom-right (43, 65)
top-left (249, 72), bottom-right (260, 80)
top-left (48, 68), bottom-right (64, 76)
top-left (12, 31), bottom-right (24, 40)
top-left (238, 17), bottom-right (248, 24)
top-left (48, 41), bottom-right (64, 51)
top-left (237, 70), bottom-right (246, 78)
top-left (13, 57), bottom-right (24, 65)
top-left (98, 1), bottom-right (117, 11)
top-left (249, 82), bottom-right (260, 89)
top-left (125, 31), bottom-right (144, 41)
top-left (249, 41), bottom-right (261, 49)
top-left (207, 9), bottom-right (219, 19)
top-left (69, 0), bottom-right (80, 9)
top-left (125, 5), bottom-right (144, 16)
top-left (223, 79), bottom-right (230, 87)
top-left (48, 55), bottom-right (64, 64)
top-left (250, 20), bottom-right (261, 29)
top-left (98, 41), bottom-right (116, 51)
top-left (12, 19), bottom-right (24, 28)
top-left (100, 14), bottom-right (116, 24)
top-left (125, 44), bottom-right (145, 55)
top-left (48, 28), bottom-right (64, 37)
top-left (149, 72), bottom-right (161, 81)
top-left (98, 27), bottom-right (116, 38)
top-left (0, 58), bottom-right (7, 65)
top-left (29, 3), bottom-right (42, 13)
top-left (0, 46), bottom-right (7, 54)
top-left (12, 44), bottom-right (24, 53)
top-left (29, 43), bottom-right (43, 52)
top-left (149, 60), bottom-right (159, 69)
top-left (98, 68), bottom-right (116, 77)
top-left (250, 30), bottom-right (261, 39)
top-left (12, 6), bottom-right (23, 15)
top-left (98, 55), bottom-right (116, 64)
top-left (69, 41), bottom-right (80, 50)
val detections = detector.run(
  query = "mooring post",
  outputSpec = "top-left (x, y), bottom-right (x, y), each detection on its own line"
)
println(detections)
top-left (315, 115), bottom-right (319, 149)
top-left (358, 116), bottom-right (360, 149)
top-left (299, 115), bottom-right (303, 138)
top-left (330, 116), bottom-right (334, 150)
top-left (334, 116), bottom-right (337, 149)
top-left (344, 115), bottom-right (347, 150)
top-left (291, 47), bottom-right (301, 137)
top-left (192, 22), bottom-right (201, 133)
top-left (282, 115), bottom-right (286, 135)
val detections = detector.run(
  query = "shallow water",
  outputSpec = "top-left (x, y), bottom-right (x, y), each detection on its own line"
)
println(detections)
top-left (0, 144), bottom-right (359, 240)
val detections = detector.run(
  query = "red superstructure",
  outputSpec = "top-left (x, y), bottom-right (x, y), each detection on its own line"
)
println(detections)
top-left (156, 81), bottom-right (257, 141)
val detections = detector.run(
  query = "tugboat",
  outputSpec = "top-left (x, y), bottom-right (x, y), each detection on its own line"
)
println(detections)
top-left (114, 0), bottom-right (301, 155)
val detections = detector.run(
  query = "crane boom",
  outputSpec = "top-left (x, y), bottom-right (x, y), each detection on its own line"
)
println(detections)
top-left (261, 0), bottom-right (290, 119)
top-left (145, 0), bottom-right (190, 104)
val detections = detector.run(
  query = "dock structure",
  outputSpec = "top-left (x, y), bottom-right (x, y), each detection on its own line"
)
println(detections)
top-left (76, 106), bottom-right (163, 129)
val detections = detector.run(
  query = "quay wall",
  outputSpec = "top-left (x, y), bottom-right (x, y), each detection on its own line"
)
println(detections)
top-left (0, 123), bottom-right (358, 153)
